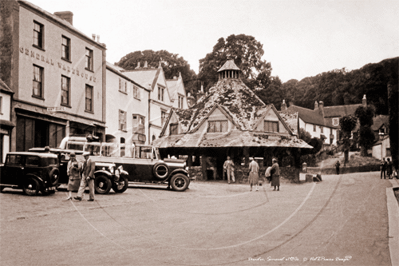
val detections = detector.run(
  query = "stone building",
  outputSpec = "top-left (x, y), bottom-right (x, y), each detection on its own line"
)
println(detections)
top-left (1, 0), bottom-right (107, 151)
top-left (154, 60), bottom-right (312, 182)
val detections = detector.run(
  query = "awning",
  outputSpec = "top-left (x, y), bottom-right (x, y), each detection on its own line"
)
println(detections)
top-left (0, 119), bottom-right (16, 129)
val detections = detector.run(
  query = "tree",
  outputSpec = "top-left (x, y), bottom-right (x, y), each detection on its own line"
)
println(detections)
top-left (339, 115), bottom-right (357, 164)
top-left (355, 105), bottom-right (375, 156)
top-left (198, 34), bottom-right (273, 92)
top-left (388, 82), bottom-right (398, 170)
top-left (116, 50), bottom-right (197, 96)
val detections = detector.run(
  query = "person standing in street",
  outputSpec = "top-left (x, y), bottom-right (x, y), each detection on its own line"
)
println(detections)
top-left (248, 157), bottom-right (259, 191)
top-left (223, 156), bottom-right (235, 184)
top-left (271, 158), bottom-right (280, 191)
top-left (380, 158), bottom-right (387, 179)
top-left (386, 158), bottom-right (393, 179)
top-left (65, 152), bottom-right (81, 200)
top-left (74, 152), bottom-right (96, 201)
top-left (335, 160), bottom-right (341, 175)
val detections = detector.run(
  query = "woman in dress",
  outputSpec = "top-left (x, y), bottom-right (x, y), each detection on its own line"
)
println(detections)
top-left (271, 158), bottom-right (280, 191)
top-left (248, 157), bottom-right (259, 191)
top-left (65, 152), bottom-right (81, 200)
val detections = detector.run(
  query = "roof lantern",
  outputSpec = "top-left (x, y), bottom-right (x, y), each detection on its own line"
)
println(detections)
top-left (218, 59), bottom-right (241, 80)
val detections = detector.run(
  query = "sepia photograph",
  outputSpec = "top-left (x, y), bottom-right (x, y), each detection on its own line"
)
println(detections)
top-left (0, 0), bottom-right (398, 265)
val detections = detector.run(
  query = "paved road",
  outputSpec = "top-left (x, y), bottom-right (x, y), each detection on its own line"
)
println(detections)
top-left (0, 172), bottom-right (393, 266)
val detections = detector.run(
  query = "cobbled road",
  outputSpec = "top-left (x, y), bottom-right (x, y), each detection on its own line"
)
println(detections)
top-left (0, 172), bottom-right (392, 266)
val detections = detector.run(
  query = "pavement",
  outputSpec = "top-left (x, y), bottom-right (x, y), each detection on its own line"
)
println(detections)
top-left (387, 178), bottom-right (399, 266)
top-left (0, 171), bottom-right (398, 266)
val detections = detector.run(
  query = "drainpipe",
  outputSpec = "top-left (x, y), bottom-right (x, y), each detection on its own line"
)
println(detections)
top-left (148, 87), bottom-right (151, 145)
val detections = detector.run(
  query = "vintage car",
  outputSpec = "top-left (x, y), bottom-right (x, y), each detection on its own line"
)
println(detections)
top-left (82, 142), bottom-right (193, 191)
top-left (0, 152), bottom-right (59, 195)
top-left (29, 147), bottom-right (129, 194)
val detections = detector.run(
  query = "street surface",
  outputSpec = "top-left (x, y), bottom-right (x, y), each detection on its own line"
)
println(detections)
top-left (0, 172), bottom-right (394, 266)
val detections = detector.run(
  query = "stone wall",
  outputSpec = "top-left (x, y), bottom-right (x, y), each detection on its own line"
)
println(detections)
top-left (307, 164), bottom-right (380, 175)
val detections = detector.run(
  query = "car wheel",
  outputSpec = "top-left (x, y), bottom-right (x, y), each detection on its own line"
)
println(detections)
top-left (0, 186), bottom-right (5, 192)
top-left (94, 174), bottom-right (112, 194)
top-left (153, 162), bottom-right (169, 180)
top-left (113, 175), bottom-right (128, 193)
top-left (170, 174), bottom-right (189, 192)
top-left (23, 178), bottom-right (41, 196)
top-left (49, 168), bottom-right (60, 186)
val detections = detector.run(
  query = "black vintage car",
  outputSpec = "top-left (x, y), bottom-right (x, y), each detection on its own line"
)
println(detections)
top-left (0, 152), bottom-right (59, 195)
top-left (29, 147), bottom-right (129, 194)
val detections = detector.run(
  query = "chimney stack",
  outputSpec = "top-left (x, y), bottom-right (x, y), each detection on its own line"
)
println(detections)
top-left (96, 35), bottom-right (100, 43)
top-left (54, 11), bottom-right (73, 25)
top-left (281, 99), bottom-right (287, 111)
top-left (144, 61), bottom-right (148, 68)
top-left (314, 101), bottom-right (318, 110)
top-left (92, 34), bottom-right (96, 41)
top-left (362, 94), bottom-right (367, 107)
top-left (136, 62), bottom-right (141, 69)
top-left (318, 101), bottom-right (325, 117)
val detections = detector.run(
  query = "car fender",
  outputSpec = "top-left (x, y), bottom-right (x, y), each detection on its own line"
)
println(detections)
top-left (168, 169), bottom-right (189, 179)
top-left (25, 173), bottom-right (44, 185)
top-left (94, 170), bottom-right (113, 179)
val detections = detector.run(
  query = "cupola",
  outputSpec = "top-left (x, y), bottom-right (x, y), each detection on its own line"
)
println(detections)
top-left (217, 59), bottom-right (241, 80)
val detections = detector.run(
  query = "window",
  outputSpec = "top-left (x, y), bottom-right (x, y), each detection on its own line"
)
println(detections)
top-left (119, 79), bottom-right (127, 93)
top-left (170, 123), bottom-right (178, 135)
top-left (33, 65), bottom-right (43, 98)
top-left (158, 86), bottom-right (164, 101)
top-left (33, 21), bottom-right (43, 49)
top-left (178, 95), bottom-right (184, 108)
top-left (386, 148), bottom-right (391, 157)
top-left (61, 36), bottom-right (70, 60)
top-left (85, 84), bottom-right (93, 112)
top-left (161, 110), bottom-right (167, 126)
top-left (313, 124), bottom-right (316, 132)
top-left (119, 110), bottom-right (127, 131)
top-left (61, 75), bottom-right (70, 106)
top-left (320, 126), bottom-right (324, 133)
top-left (332, 117), bottom-right (339, 127)
top-left (85, 48), bottom-right (93, 71)
top-left (132, 115), bottom-right (145, 134)
top-left (264, 121), bottom-right (279, 133)
top-left (208, 120), bottom-right (228, 133)
top-left (133, 85), bottom-right (140, 99)
top-left (0, 96), bottom-right (2, 114)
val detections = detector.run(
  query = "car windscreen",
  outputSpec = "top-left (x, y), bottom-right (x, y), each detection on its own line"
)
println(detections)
top-left (66, 141), bottom-right (85, 151)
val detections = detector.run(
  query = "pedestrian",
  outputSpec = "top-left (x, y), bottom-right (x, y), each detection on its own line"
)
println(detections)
top-left (386, 158), bottom-right (393, 179)
top-left (248, 157), bottom-right (259, 191)
top-left (223, 156), bottom-right (235, 184)
top-left (265, 166), bottom-right (272, 183)
top-left (271, 158), bottom-right (280, 191)
top-left (335, 160), bottom-right (341, 175)
top-left (74, 152), bottom-right (96, 201)
top-left (380, 158), bottom-right (387, 179)
top-left (65, 152), bottom-right (81, 200)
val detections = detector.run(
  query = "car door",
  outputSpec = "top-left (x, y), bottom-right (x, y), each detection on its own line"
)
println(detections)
top-left (1, 155), bottom-right (25, 186)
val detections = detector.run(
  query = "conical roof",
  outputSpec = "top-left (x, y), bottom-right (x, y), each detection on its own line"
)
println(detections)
top-left (217, 59), bottom-right (241, 72)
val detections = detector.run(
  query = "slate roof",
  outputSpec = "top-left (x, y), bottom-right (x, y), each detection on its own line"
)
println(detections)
top-left (106, 62), bottom-right (148, 90)
top-left (122, 68), bottom-right (161, 91)
top-left (279, 112), bottom-right (299, 135)
top-left (0, 79), bottom-right (13, 94)
top-left (166, 78), bottom-right (178, 102)
top-left (218, 59), bottom-right (241, 72)
top-left (323, 104), bottom-right (362, 118)
top-left (286, 105), bottom-right (328, 127)
top-left (371, 115), bottom-right (389, 131)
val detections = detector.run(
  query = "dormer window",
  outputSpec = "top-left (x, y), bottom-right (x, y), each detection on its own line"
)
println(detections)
top-left (208, 120), bottom-right (228, 133)
top-left (264, 120), bottom-right (279, 133)
top-left (170, 123), bottom-right (178, 135)
top-left (158, 86), bottom-right (164, 101)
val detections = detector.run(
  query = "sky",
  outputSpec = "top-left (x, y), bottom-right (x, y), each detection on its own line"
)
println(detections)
top-left (29, 0), bottom-right (399, 82)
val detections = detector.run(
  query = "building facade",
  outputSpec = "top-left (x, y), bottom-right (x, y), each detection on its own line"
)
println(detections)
top-left (166, 72), bottom-right (188, 109)
top-left (105, 62), bottom-right (150, 148)
top-left (0, 0), bottom-right (107, 151)
top-left (0, 80), bottom-right (15, 163)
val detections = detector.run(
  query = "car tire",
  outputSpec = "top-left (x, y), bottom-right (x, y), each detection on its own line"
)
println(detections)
top-left (0, 186), bottom-right (5, 192)
top-left (23, 178), bottom-right (41, 196)
top-left (94, 174), bottom-right (112, 194)
top-left (153, 162), bottom-right (169, 180)
top-left (112, 175), bottom-right (128, 193)
top-left (49, 168), bottom-right (60, 186)
top-left (170, 174), bottom-right (190, 192)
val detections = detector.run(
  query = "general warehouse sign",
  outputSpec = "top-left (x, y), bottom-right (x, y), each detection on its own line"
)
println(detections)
top-left (47, 107), bottom-right (66, 112)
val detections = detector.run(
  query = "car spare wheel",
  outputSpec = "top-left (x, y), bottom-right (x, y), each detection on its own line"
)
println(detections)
top-left (49, 168), bottom-right (60, 186)
top-left (94, 174), bottom-right (112, 194)
top-left (170, 174), bottom-right (189, 192)
top-left (153, 162), bottom-right (169, 180)
top-left (23, 177), bottom-right (41, 196)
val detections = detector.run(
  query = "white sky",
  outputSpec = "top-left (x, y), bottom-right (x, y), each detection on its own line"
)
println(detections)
top-left (29, 0), bottom-right (399, 82)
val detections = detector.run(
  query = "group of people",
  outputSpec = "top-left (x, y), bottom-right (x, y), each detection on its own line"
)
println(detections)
top-left (65, 152), bottom-right (96, 201)
top-left (223, 156), bottom-right (280, 191)
top-left (380, 158), bottom-right (395, 179)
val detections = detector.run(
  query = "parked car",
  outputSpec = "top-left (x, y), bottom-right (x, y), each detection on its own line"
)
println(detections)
top-left (83, 142), bottom-right (193, 191)
top-left (0, 152), bottom-right (59, 195)
top-left (29, 147), bottom-right (129, 194)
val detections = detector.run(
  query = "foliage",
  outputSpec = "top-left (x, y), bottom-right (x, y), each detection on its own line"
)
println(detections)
top-left (198, 34), bottom-right (274, 93)
top-left (116, 50), bottom-right (197, 95)
top-left (339, 115), bottom-right (357, 164)
top-left (388, 82), bottom-right (399, 170)
top-left (355, 106), bottom-right (375, 127)
top-left (354, 106), bottom-right (375, 156)
top-left (299, 128), bottom-right (312, 144)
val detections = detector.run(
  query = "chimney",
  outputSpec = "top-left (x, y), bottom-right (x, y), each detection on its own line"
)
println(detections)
top-left (281, 99), bottom-right (287, 111)
top-left (319, 101), bottom-right (325, 117)
top-left (251, 106), bottom-right (256, 121)
top-left (136, 62), bottom-right (141, 69)
top-left (144, 61), bottom-right (148, 68)
top-left (314, 101), bottom-right (318, 110)
top-left (362, 94), bottom-right (367, 107)
top-left (54, 11), bottom-right (73, 25)
top-left (96, 35), bottom-right (100, 43)
top-left (92, 34), bottom-right (96, 41)
top-left (201, 83), bottom-right (204, 93)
